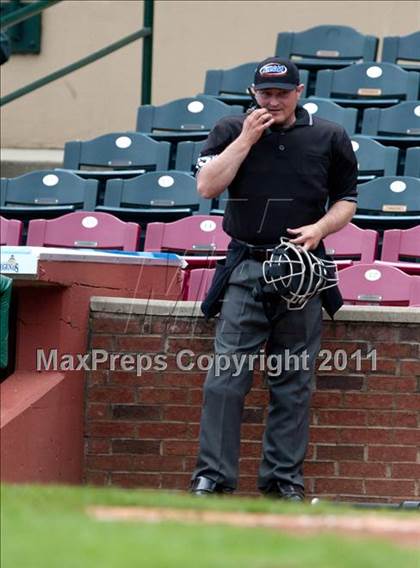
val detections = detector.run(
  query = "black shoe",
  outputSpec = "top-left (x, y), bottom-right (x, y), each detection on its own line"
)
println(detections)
top-left (265, 482), bottom-right (305, 502)
top-left (190, 476), bottom-right (234, 496)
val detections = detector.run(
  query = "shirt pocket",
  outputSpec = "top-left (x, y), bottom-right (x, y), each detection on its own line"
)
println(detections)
top-left (293, 152), bottom-right (330, 179)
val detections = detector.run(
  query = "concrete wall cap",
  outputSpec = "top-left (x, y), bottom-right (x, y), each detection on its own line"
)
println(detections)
top-left (90, 297), bottom-right (420, 324)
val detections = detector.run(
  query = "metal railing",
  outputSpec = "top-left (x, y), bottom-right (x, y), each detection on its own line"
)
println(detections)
top-left (1, 0), bottom-right (61, 29)
top-left (0, 0), bottom-right (154, 107)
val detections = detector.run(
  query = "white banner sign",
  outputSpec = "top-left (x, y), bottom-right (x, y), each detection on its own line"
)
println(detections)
top-left (0, 247), bottom-right (186, 277)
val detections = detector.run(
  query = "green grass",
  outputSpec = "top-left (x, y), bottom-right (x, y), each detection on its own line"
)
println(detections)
top-left (1, 484), bottom-right (419, 568)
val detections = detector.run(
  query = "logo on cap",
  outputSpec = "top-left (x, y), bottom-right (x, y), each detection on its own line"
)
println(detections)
top-left (259, 63), bottom-right (288, 77)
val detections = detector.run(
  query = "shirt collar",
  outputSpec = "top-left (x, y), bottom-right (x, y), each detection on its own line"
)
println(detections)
top-left (295, 104), bottom-right (312, 126)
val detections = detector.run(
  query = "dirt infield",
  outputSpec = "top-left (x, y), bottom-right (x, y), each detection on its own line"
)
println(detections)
top-left (87, 506), bottom-right (420, 549)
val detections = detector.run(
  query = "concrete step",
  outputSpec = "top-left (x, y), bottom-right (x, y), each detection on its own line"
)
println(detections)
top-left (1, 148), bottom-right (64, 178)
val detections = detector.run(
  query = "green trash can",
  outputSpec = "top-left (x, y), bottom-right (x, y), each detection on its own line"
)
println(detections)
top-left (0, 274), bottom-right (13, 369)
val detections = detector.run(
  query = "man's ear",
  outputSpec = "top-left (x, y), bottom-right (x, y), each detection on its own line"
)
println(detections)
top-left (296, 84), bottom-right (305, 99)
top-left (249, 85), bottom-right (256, 96)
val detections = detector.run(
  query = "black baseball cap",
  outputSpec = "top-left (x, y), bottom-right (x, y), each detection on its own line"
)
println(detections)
top-left (253, 57), bottom-right (300, 91)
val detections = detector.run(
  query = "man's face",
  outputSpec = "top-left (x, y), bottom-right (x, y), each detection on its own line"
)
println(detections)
top-left (252, 84), bottom-right (305, 127)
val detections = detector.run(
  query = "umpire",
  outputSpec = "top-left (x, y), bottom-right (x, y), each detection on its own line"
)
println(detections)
top-left (190, 57), bottom-right (358, 500)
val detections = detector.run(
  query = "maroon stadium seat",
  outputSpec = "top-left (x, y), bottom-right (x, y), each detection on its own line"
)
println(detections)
top-left (26, 211), bottom-right (140, 251)
top-left (0, 216), bottom-right (23, 245)
top-left (338, 263), bottom-right (420, 305)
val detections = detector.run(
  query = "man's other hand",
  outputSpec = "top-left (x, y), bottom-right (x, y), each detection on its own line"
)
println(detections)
top-left (287, 225), bottom-right (323, 251)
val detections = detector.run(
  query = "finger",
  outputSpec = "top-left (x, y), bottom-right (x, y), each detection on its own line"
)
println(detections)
top-left (247, 113), bottom-right (272, 128)
top-left (256, 113), bottom-right (273, 125)
top-left (250, 108), bottom-right (269, 120)
top-left (287, 228), bottom-right (301, 234)
top-left (294, 240), bottom-right (312, 251)
top-left (263, 116), bottom-right (275, 126)
top-left (255, 116), bottom-right (274, 132)
top-left (289, 236), bottom-right (305, 245)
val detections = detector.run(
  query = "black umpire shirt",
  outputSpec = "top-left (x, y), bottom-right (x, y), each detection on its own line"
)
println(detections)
top-left (196, 105), bottom-right (358, 245)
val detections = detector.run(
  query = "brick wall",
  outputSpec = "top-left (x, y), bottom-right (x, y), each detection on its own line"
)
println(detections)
top-left (85, 298), bottom-right (420, 503)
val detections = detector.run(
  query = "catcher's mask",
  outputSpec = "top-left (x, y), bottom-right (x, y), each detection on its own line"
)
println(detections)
top-left (261, 238), bottom-right (338, 310)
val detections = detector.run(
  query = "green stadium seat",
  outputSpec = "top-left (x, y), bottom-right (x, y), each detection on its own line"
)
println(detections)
top-left (97, 171), bottom-right (211, 228)
top-left (315, 62), bottom-right (419, 109)
top-left (352, 176), bottom-right (420, 230)
top-left (361, 101), bottom-right (420, 147)
top-left (136, 96), bottom-right (244, 143)
top-left (0, 170), bottom-right (98, 221)
top-left (174, 145), bottom-right (228, 216)
top-left (174, 140), bottom-right (205, 172)
top-left (202, 62), bottom-right (309, 106)
top-left (209, 189), bottom-right (229, 216)
top-left (275, 25), bottom-right (379, 96)
top-left (404, 147), bottom-right (420, 177)
top-left (350, 135), bottom-right (399, 181)
top-left (300, 97), bottom-right (358, 134)
top-left (275, 25), bottom-right (378, 71)
top-left (61, 132), bottom-right (171, 182)
top-left (381, 31), bottom-right (420, 72)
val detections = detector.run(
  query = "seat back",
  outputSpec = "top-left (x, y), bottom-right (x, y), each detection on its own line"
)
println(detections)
top-left (404, 147), bottom-right (420, 177)
top-left (136, 96), bottom-right (243, 133)
top-left (0, 170), bottom-right (98, 217)
top-left (204, 61), bottom-right (260, 96)
top-left (315, 62), bottom-right (419, 103)
top-left (144, 215), bottom-right (230, 254)
top-left (350, 135), bottom-right (399, 179)
top-left (362, 102), bottom-right (420, 136)
top-left (323, 223), bottom-right (378, 263)
top-left (300, 97), bottom-right (357, 133)
top-left (275, 25), bottom-right (378, 62)
top-left (380, 226), bottom-right (420, 262)
top-left (26, 211), bottom-right (140, 250)
top-left (210, 189), bottom-right (229, 216)
top-left (338, 263), bottom-right (420, 305)
top-left (63, 132), bottom-right (171, 171)
top-left (382, 31), bottom-right (420, 66)
top-left (186, 268), bottom-right (216, 301)
top-left (0, 216), bottom-right (23, 245)
top-left (356, 176), bottom-right (420, 214)
top-left (204, 62), bottom-right (309, 98)
top-left (103, 171), bottom-right (210, 214)
top-left (175, 141), bottom-right (205, 172)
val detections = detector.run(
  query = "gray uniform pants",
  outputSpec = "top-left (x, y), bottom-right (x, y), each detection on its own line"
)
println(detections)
top-left (192, 259), bottom-right (322, 491)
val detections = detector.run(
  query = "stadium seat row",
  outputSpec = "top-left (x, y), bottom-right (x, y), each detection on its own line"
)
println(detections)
top-left (274, 27), bottom-right (419, 70)
top-left (186, 263), bottom-right (420, 306)
top-left (174, 137), bottom-right (420, 179)
top-left (203, 61), bottom-right (420, 105)
top-left (1, 172), bottom-right (420, 232)
top-left (134, 97), bottom-right (420, 141)
top-left (2, 214), bottom-right (419, 274)
top-left (51, 130), bottom-right (419, 181)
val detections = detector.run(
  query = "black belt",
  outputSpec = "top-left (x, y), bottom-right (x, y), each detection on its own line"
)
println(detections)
top-left (230, 239), bottom-right (277, 263)
top-left (247, 247), bottom-right (275, 263)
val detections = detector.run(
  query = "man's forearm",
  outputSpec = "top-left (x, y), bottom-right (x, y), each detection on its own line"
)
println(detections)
top-left (197, 137), bottom-right (252, 199)
top-left (315, 200), bottom-right (357, 238)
